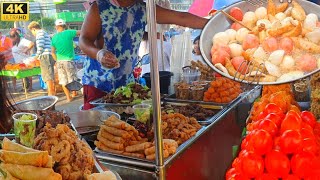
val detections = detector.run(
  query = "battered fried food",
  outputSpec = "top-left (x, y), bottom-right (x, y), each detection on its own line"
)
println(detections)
top-left (291, 0), bottom-right (306, 21)
top-left (282, 22), bottom-right (302, 37)
top-left (292, 37), bottom-right (320, 53)
top-left (276, 2), bottom-right (288, 13)
top-left (33, 124), bottom-right (94, 180)
top-left (267, 0), bottom-right (276, 16)
top-left (0, 150), bottom-right (50, 168)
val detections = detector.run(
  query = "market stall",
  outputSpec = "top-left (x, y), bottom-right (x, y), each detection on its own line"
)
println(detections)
top-left (2, 0), bottom-right (320, 179)
top-left (1, 67), bottom-right (41, 99)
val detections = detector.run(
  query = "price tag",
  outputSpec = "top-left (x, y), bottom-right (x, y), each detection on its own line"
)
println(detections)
top-left (1, 2), bottom-right (29, 21)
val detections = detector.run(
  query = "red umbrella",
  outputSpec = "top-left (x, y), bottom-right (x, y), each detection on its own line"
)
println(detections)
top-left (188, 0), bottom-right (215, 17)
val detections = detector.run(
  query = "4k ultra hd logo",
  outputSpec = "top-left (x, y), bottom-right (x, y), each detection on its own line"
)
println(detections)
top-left (1, 2), bottom-right (29, 21)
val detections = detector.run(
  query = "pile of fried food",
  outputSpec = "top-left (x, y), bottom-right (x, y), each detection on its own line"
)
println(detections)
top-left (13, 110), bottom-right (71, 135)
top-left (0, 138), bottom-right (62, 180)
top-left (211, 0), bottom-right (320, 83)
top-left (190, 60), bottom-right (215, 81)
top-left (144, 139), bottom-right (178, 160)
top-left (95, 115), bottom-right (149, 159)
top-left (33, 124), bottom-right (94, 180)
top-left (203, 77), bottom-right (242, 103)
top-left (163, 104), bottom-right (216, 121)
top-left (248, 84), bottom-right (300, 123)
top-left (95, 116), bottom-right (181, 160)
top-left (149, 113), bottom-right (202, 145)
top-left (311, 72), bottom-right (320, 119)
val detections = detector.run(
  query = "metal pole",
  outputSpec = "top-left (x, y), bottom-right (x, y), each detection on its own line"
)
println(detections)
top-left (146, 0), bottom-right (165, 180)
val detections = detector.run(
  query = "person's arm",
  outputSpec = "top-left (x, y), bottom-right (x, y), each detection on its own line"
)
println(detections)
top-left (79, 2), bottom-right (118, 68)
top-left (156, 6), bottom-right (208, 29)
top-left (51, 46), bottom-right (57, 61)
top-left (79, 2), bottom-right (101, 60)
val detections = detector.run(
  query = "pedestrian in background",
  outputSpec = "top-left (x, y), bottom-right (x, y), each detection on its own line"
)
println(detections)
top-left (51, 19), bottom-right (80, 102)
top-left (9, 29), bottom-right (35, 91)
top-left (28, 21), bottom-right (56, 96)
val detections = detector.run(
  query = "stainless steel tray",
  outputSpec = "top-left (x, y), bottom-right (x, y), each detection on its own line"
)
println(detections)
top-left (90, 98), bottom-right (132, 107)
top-left (164, 94), bottom-right (241, 107)
top-left (94, 126), bottom-right (206, 165)
top-left (200, 0), bottom-right (320, 85)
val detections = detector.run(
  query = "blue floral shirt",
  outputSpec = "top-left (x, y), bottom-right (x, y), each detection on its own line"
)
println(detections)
top-left (82, 1), bottom-right (147, 92)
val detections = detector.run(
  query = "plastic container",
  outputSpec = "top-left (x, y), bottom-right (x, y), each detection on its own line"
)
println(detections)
top-left (132, 104), bottom-right (151, 124)
top-left (142, 71), bottom-right (173, 94)
top-left (190, 86), bottom-right (205, 101)
top-left (177, 86), bottom-right (191, 100)
top-left (12, 112), bottom-right (37, 147)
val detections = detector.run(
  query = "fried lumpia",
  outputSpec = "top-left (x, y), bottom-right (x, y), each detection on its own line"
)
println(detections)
top-left (101, 125), bottom-right (131, 139)
top-left (97, 134), bottom-right (124, 150)
top-left (99, 129), bottom-right (125, 143)
top-left (0, 150), bottom-right (50, 168)
top-left (2, 138), bottom-right (38, 153)
top-left (146, 150), bottom-right (169, 160)
top-left (94, 141), bottom-right (124, 154)
top-left (0, 167), bottom-right (20, 180)
top-left (1, 163), bottom-right (62, 180)
top-left (125, 142), bottom-right (152, 153)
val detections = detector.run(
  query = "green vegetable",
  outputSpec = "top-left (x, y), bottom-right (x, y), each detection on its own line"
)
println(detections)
top-left (14, 115), bottom-right (36, 148)
top-left (134, 109), bottom-right (150, 124)
top-left (143, 85), bottom-right (149, 90)
top-left (19, 114), bottom-right (33, 121)
top-left (114, 86), bottom-right (132, 98)
top-left (132, 99), bottom-right (143, 105)
top-left (133, 93), bottom-right (139, 99)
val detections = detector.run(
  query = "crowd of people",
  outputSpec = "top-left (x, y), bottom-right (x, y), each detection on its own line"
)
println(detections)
top-left (0, 19), bottom-right (80, 102)
top-left (0, 0), bottom-right (208, 111)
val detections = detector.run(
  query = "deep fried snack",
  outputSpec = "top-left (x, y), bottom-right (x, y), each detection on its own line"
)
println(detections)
top-left (94, 141), bottom-right (124, 154)
top-left (282, 22), bottom-right (302, 37)
top-left (1, 163), bottom-right (62, 180)
top-left (55, 163), bottom-right (72, 180)
top-left (101, 125), bottom-right (131, 139)
top-left (2, 137), bottom-right (38, 153)
top-left (267, 24), bottom-right (295, 37)
top-left (0, 150), bottom-right (50, 168)
top-left (99, 129), bottom-right (125, 143)
top-left (291, 0), bottom-right (306, 21)
top-left (125, 142), bottom-right (152, 153)
top-left (292, 37), bottom-right (320, 53)
top-left (51, 140), bottom-right (71, 163)
top-left (144, 146), bottom-right (155, 156)
top-left (276, 2), bottom-right (288, 13)
top-left (146, 150), bottom-right (169, 160)
top-left (267, 0), bottom-right (276, 16)
top-left (97, 133), bottom-right (124, 150)
top-left (122, 152), bottom-right (145, 159)
top-left (128, 139), bottom-right (148, 146)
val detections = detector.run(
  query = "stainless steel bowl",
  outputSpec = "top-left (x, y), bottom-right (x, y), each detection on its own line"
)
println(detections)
top-left (13, 96), bottom-right (59, 110)
top-left (200, 0), bottom-right (320, 85)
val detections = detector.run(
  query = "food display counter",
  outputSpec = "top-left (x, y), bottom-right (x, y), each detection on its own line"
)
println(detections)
top-left (94, 87), bottom-right (258, 179)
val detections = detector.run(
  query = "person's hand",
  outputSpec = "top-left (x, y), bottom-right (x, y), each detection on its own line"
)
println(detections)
top-left (96, 49), bottom-right (120, 69)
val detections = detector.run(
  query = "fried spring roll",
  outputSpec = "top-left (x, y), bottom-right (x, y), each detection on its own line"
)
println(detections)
top-left (0, 167), bottom-right (20, 180)
top-left (2, 137), bottom-right (38, 153)
top-left (1, 163), bottom-right (62, 180)
top-left (99, 129), bottom-right (125, 143)
top-left (97, 134), bottom-right (124, 150)
top-left (0, 150), bottom-right (50, 168)
top-left (146, 150), bottom-right (169, 160)
top-left (125, 142), bottom-right (152, 153)
top-left (128, 139), bottom-right (148, 146)
top-left (144, 146), bottom-right (155, 156)
top-left (94, 141), bottom-right (124, 154)
top-left (101, 125), bottom-right (131, 139)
